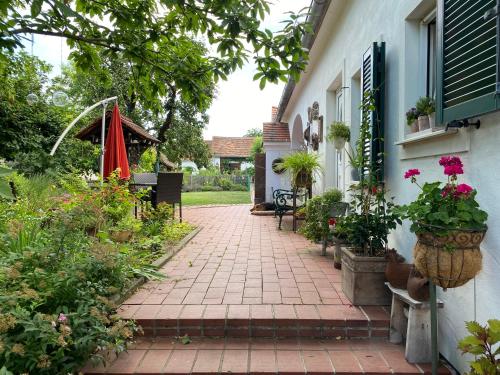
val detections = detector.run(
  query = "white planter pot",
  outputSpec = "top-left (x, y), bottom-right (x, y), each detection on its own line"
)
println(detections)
top-left (418, 115), bottom-right (430, 131)
top-left (333, 137), bottom-right (347, 150)
top-left (428, 112), bottom-right (436, 128)
top-left (410, 120), bottom-right (419, 133)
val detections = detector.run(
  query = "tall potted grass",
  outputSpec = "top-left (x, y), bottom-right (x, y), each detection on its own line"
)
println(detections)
top-left (278, 151), bottom-right (322, 188)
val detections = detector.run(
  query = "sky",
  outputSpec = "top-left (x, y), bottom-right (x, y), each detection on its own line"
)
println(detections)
top-left (30, 0), bottom-right (310, 139)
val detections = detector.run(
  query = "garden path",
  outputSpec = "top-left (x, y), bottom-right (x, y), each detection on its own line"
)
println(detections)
top-left (85, 205), bottom-right (450, 374)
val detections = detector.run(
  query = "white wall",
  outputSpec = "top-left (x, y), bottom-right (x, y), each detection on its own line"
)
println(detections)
top-left (281, 0), bottom-right (500, 372)
top-left (211, 157), bottom-right (220, 168)
top-left (263, 142), bottom-right (292, 202)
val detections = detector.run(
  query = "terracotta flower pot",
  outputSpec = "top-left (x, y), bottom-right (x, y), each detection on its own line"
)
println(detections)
top-left (413, 229), bottom-right (485, 289)
top-left (418, 115), bottom-right (430, 131)
top-left (407, 265), bottom-right (429, 302)
top-left (385, 262), bottom-right (412, 289)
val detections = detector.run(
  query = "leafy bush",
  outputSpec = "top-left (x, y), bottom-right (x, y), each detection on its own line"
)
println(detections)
top-left (229, 184), bottom-right (247, 191)
top-left (458, 320), bottom-right (500, 375)
top-left (0, 171), bottom-right (196, 373)
top-left (218, 178), bottom-right (234, 191)
top-left (299, 189), bottom-right (343, 242)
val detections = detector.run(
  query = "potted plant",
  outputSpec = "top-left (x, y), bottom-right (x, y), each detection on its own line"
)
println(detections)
top-left (426, 98), bottom-right (436, 128)
top-left (340, 183), bottom-right (402, 305)
top-left (327, 121), bottom-right (351, 150)
top-left (299, 189), bottom-right (344, 256)
top-left (339, 90), bottom-right (402, 305)
top-left (399, 155), bottom-right (488, 289)
top-left (416, 96), bottom-right (433, 131)
top-left (278, 151), bottom-right (322, 188)
top-left (405, 107), bottom-right (419, 133)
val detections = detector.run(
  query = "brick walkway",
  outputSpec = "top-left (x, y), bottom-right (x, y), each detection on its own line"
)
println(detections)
top-left (84, 205), bottom-right (449, 374)
top-left (123, 205), bottom-right (349, 306)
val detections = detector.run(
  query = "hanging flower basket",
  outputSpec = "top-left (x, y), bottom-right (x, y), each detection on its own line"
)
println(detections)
top-left (413, 226), bottom-right (485, 289)
top-left (295, 169), bottom-right (312, 187)
top-left (333, 137), bottom-right (346, 150)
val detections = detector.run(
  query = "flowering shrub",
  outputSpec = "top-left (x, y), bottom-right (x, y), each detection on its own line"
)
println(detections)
top-left (299, 189), bottom-right (343, 243)
top-left (0, 171), bottom-right (194, 373)
top-left (399, 155), bottom-right (488, 234)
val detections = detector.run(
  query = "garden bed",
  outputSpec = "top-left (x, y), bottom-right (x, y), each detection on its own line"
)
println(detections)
top-left (0, 171), bottom-right (196, 374)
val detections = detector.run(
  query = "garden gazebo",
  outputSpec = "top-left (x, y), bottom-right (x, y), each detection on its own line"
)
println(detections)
top-left (75, 111), bottom-right (159, 166)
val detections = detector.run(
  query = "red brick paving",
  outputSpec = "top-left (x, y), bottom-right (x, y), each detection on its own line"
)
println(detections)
top-left (86, 205), bottom-right (450, 375)
top-left (122, 206), bottom-right (347, 306)
top-left (83, 337), bottom-right (449, 374)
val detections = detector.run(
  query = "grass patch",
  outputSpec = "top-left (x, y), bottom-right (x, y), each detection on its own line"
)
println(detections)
top-left (182, 191), bottom-right (251, 206)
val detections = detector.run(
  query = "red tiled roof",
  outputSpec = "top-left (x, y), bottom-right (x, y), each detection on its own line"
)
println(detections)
top-left (263, 122), bottom-right (290, 143)
top-left (206, 136), bottom-right (255, 158)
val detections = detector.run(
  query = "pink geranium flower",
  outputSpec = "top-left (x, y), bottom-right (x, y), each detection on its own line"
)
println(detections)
top-left (58, 313), bottom-right (67, 323)
top-left (439, 156), bottom-right (463, 167)
top-left (444, 165), bottom-right (464, 176)
top-left (404, 169), bottom-right (420, 179)
top-left (456, 184), bottom-right (473, 195)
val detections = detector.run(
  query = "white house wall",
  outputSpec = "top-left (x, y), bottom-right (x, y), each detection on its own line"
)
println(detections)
top-left (263, 142), bottom-right (292, 202)
top-left (281, 0), bottom-right (500, 372)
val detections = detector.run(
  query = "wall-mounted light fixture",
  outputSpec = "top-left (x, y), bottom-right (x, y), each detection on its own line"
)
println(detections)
top-left (445, 119), bottom-right (480, 131)
top-left (306, 101), bottom-right (323, 151)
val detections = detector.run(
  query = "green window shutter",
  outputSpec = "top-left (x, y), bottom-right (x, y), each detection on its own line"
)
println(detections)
top-left (361, 42), bottom-right (385, 182)
top-left (437, 0), bottom-right (499, 123)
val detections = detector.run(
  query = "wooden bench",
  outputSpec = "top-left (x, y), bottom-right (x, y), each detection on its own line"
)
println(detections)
top-left (385, 282), bottom-right (444, 364)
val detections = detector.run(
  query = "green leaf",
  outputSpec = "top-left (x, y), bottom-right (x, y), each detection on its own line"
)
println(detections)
top-left (31, 0), bottom-right (43, 17)
top-left (0, 180), bottom-right (14, 200)
top-left (180, 334), bottom-right (191, 345)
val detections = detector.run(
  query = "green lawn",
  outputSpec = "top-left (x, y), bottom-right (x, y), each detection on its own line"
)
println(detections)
top-left (182, 191), bottom-right (251, 206)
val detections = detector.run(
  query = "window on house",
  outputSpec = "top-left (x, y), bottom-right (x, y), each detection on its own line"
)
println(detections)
top-left (424, 12), bottom-right (437, 99)
top-left (437, 0), bottom-right (498, 124)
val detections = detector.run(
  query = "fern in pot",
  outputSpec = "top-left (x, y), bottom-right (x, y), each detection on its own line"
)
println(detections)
top-left (277, 152), bottom-right (322, 188)
top-left (327, 121), bottom-right (350, 150)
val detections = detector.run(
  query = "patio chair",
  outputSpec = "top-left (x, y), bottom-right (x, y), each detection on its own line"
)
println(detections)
top-left (154, 172), bottom-right (183, 221)
top-left (273, 187), bottom-right (309, 231)
top-left (130, 173), bottom-right (157, 218)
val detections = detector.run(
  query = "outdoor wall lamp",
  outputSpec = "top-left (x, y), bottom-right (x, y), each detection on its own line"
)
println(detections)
top-left (445, 119), bottom-right (480, 131)
top-left (307, 101), bottom-right (323, 151)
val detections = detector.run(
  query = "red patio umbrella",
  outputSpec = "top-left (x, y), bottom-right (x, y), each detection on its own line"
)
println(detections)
top-left (103, 104), bottom-right (130, 180)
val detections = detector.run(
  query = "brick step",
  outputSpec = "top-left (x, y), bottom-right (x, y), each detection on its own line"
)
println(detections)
top-left (82, 337), bottom-right (450, 374)
top-left (118, 304), bottom-right (390, 339)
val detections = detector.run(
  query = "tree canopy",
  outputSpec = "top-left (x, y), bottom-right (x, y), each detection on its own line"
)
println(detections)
top-left (1, 0), bottom-right (311, 114)
top-left (245, 128), bottom-right (263, 137)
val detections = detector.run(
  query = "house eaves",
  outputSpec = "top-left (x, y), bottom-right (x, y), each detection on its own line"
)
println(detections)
top-left (276, 0), bottom-right (331, 122)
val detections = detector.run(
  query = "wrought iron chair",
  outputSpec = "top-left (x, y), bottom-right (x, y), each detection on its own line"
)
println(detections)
top-left (273, 188), bottom-right (308, 231)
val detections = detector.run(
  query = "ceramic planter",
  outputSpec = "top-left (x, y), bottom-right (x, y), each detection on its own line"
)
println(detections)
top-left (385, 262), bottom-right (412, 289)
top-left (409, 120), bottom-right (419, 133)
top-left (294, 169), bottom-right (311, 187)
top-left (333, 137), bottom-right (347, 150)
top-left (428, 112), bottom-right (436, 128)
top-left (413, 229), bottom-right (485, 289)
top-left (341, 247), bottom-right (391, 305)
top-left (417, 115), bottom-right (430, 131)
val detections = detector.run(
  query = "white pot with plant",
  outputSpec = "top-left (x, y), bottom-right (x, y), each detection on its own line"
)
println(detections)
top-left (405, 107), bottom-right (419, 133)
top-left (426, 98), bottom-right (436, 128)
top-left (327, 121), bottom-right (350, 150)
top-left (416, 97), bottom-right (433, 131)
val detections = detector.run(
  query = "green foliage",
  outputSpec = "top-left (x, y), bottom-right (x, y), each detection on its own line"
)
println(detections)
top-left (397, 157), bottom-right (488, 236)
top-left (327, 121), bottom-right (351, 142)
top-left (336, 90), bottom-right (400, 256)
top-left (0, 51), bottom-right (98, 175)
top-left (1, 1), bottom-right (311, 113)
top-left (0, 171), bottom-right (196, 373)
top-left (458, 320), bottom-right (500, 375)
top-left (342, 183), bottom-right (402, 256)
top-left (0, 167), bottom-right (14, 200)
top-left (250, 136), bottom-right (264, 160)
top-left (245, 128), bottom-right (263, 137)
top-left (299, 189), bottom-right (343, 243)
top-left (278, 152), bottom-right (322, 187)
top-left (416, 96), bottom-right (435, 115)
